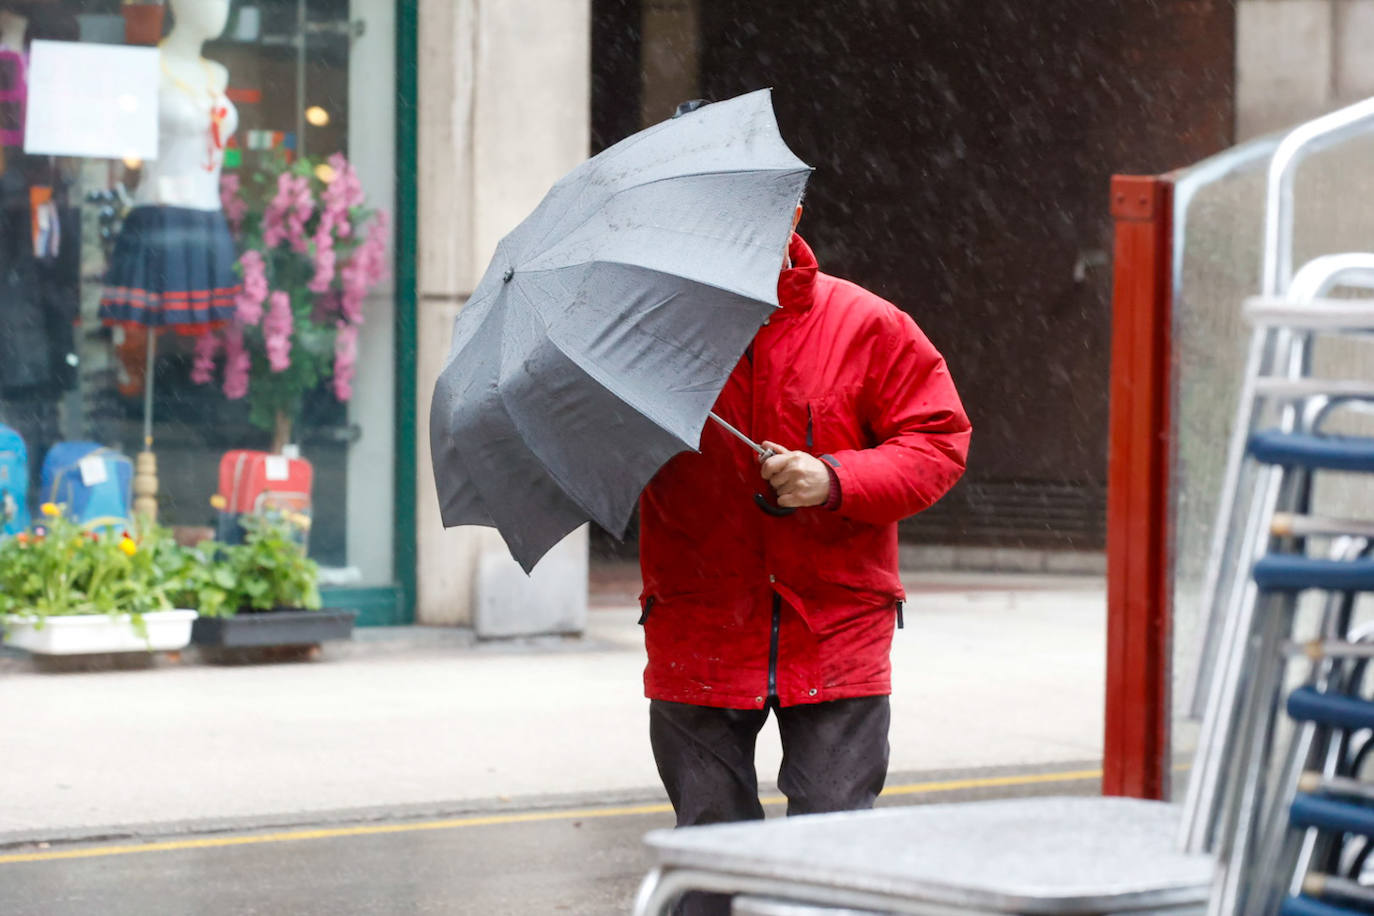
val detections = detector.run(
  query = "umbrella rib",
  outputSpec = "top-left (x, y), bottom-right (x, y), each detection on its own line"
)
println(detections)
top-left (511, 260), bottom-right (769, 390)
top-left (515, 257), bottom-right (783, 311)
top-left (504, 278), bottom-right (700, 456)
top-left (606, 164), bottom-right (811, 199)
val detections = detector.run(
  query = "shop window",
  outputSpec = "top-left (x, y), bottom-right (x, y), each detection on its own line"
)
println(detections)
top-left (0, 0), bottom-right (398, 586)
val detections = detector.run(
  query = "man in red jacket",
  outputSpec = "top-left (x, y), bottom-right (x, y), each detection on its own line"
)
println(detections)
top-left (638, 204), bottom-right (970, 914)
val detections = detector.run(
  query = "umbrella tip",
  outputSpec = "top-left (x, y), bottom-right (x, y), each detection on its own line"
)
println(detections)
top-left (672, 99), bottom-right (708, 118)
top-left (502, 267), bottom-right (514, 283)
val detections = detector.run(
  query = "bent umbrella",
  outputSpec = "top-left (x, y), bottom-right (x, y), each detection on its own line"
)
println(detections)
top-left (429, 89), bottom-right (811, 571)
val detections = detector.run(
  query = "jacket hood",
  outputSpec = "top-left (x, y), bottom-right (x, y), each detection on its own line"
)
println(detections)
top-left (777, 233), bottom-right (818, 314)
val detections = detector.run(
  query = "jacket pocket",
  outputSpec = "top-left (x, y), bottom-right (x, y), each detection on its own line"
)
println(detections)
top-left (638, 595), bottom-right (656, 626)
top-left (795, 389), bottom-right (866, 455)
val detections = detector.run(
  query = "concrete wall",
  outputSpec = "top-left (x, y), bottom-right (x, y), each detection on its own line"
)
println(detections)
top-left (1238, 0), bottom-right (1374, 138)
top-left (415, 0), bottom-right (591, 626)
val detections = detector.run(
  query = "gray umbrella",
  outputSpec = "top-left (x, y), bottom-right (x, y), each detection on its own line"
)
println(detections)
top-left (429, 89), bottom-right (811, 572)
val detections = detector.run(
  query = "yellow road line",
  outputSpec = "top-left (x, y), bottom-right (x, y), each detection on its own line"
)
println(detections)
top-left (0, 766), bottom-right (1108, 865)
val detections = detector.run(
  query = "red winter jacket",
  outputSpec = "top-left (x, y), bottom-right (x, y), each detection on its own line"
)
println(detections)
top-left (638, 234), bottom-right (971, 710)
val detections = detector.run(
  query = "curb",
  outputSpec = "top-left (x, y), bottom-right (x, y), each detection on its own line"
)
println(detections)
top-left (0, 623), bottom-right (629, 674)
top-left (0, 760), bottom-right (1106, 851)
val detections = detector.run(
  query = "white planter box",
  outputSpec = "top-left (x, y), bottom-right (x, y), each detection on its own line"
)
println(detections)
top-left (2, 610), bottom-right (198, 655)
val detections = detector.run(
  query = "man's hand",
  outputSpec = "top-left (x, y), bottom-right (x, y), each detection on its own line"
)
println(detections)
top-left (759, 441), bottom-right (830, 508)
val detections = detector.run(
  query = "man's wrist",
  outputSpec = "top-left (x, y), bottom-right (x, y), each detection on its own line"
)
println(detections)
top-left (822, 460), bottom-right (842, 511)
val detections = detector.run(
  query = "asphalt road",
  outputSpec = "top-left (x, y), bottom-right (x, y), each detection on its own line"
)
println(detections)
top-left (0, 763), bottom-right (1104, 916)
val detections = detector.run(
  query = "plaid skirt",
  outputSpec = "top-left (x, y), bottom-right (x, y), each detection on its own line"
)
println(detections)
top-left (99, 206), bottom-right (242, 335)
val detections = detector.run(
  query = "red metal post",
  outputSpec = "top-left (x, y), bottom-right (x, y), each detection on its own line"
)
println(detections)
top-left (1103, 175), bottom-right (1174, 800)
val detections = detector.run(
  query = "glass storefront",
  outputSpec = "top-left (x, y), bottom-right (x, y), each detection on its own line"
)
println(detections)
top-left (0, 0), bottom-right (401, 597)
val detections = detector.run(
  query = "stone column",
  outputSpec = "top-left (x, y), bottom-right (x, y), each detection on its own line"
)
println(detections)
top-left (416, 0), bottom-right (591, 628)
top-left (1233, 0), bottom-right (1374, 131)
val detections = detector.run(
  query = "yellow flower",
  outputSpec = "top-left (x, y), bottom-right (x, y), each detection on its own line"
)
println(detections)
top-left (209, 494), bottom-right (228, 510)
top-left (39, 502), bottom-right (59, 517)
top-left (119, 537), bottom-right (137, 557)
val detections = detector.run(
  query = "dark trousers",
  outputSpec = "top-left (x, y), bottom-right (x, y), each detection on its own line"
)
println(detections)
top-left (649, 696), bottom-right (891, 916)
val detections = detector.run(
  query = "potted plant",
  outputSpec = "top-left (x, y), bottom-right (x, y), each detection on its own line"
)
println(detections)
top-left (185, 511), bottom-right (356, 651)
top-left (192, 153), bottom-right (390, 452)
top-left (0, 505), bottom-right (197, 655)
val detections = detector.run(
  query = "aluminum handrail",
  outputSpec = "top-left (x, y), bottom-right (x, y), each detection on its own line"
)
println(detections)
top-left (1264, 97), bottom-right (1374, 297)
top-left (1188, 253), bottom-right (1374, 719)
top-left (1181, 257), bottom-right (1374, 854)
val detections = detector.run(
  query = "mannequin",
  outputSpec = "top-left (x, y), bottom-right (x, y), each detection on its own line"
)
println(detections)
top-left (100, 0), bottom-right (240, 332)
top-left (98, 0), bottom-right (240, 520)
top-left (136, 0), bottom-right (236, 210)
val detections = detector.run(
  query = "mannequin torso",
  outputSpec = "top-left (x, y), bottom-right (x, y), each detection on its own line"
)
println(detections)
top-left (135, 2), bottom-right (236, 211)
top-left (135, 53), bottom-right (237, 210)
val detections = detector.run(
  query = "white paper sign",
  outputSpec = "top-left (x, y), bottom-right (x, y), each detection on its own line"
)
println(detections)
top-left (24, 41), bottom-right (159, 161)
top-left (79, 456), bottom-right (108, 487)
top-left (264, 456), bottom-right (290, 482)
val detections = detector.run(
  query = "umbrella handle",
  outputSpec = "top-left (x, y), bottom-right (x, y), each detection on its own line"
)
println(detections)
top-left (754, 493), bottom-right (798, 517)
top-left (754, 446), bottom-right (798, 516)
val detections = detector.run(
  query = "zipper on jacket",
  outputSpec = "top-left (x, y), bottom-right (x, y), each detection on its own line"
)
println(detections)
top-left (896, 599), bottom-right (905, 630)
top-left (638, 596), bottom-right (655, 626)
top-left (767, 592), bottom-right (782, 698)
top-left (805, 404), bottom-right (814, 450)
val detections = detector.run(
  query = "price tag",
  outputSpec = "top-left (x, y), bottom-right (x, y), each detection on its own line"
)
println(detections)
top-left (264, 456), bottom-right (290, 482)
top-left (79, 455), bottom-right (108, 486)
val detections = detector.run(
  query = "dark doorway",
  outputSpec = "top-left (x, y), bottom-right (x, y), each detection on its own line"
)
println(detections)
top-left (592, 0), bottom-right (1234, 556)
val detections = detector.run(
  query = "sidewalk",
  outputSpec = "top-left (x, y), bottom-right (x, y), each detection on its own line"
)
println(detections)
top-left (0, 566), bottom-right (1106, 846)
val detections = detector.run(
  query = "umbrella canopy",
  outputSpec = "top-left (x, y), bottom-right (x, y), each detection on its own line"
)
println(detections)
top-left (430, 89), bottom-right (811, 572)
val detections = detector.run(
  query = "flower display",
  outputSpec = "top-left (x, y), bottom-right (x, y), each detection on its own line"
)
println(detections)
top-left (235, 250), bottom-right (269, 326)
top-left (220, 173), bottom-right (247, 234)
top-left (263, 290), bottom-right (294, 372)
top-left (198, 156), bottom-right (389, 441)
top-left (0, 511), bottom-right (180, 619)
top-left (190, 332), bottom-right (221, 385)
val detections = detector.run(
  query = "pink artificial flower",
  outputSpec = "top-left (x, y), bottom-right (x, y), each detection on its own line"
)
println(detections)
top-left (219, 174), bottom-right (247, 234)
top-left (263, 172), bottom-right (315, 252)
top-left (262, 173), bottom-right (293, 248)
top-left (223, 325), bottom-right (250, 400)
top-left (309, 243), bottom-right (336, 294)
top-left (339, 211), bottom-right (391, 323)
top-left (321, 154), bottom-right (363, 238)
top-left (190, 332), bottom-right (220, 385)
top-left (288, 176), bottom-right (314, 254)
top-left (308, 210), bottom-right (338, 293)
top-left (263, 290), bottom-right (294, 373)
top-left (235, 250), bottom-right (268, 325)
top-left (339, 259), bottom-right (366, 324)
top-left (364, 210), bottom-right (391, 279)
top-left (262, 207), bottom-right (286, 249)
top-left (332, 321), bottom-right (359, 402)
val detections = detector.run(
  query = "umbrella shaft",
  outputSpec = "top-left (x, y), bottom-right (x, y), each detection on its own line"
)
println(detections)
top-left (708, 411), bottom-right (766, 457)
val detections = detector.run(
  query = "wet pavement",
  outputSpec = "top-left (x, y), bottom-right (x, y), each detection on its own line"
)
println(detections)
top-left (0, 762), bottom-right (1102, 916)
